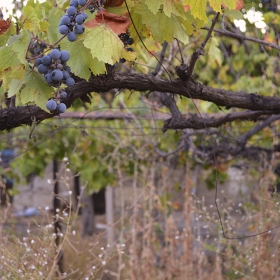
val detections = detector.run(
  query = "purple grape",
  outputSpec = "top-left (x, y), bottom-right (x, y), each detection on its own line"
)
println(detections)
top-left (74, 25), bottom-right (84, 34)
top-left (65, 77), bottom-right (75, 87)
top-left (65, 66), bottom-right (71, 73)
top-left (51, 69), bottom-right (63, 81)
top-left (60, 50), bottom-right (70, 62)
top-left (70, 0), bottom-right (78, 7)
top-left (41, 55), bottom-right (52, 65)
top-left (57, 103), bottom-right (67, 113)
top-left (37, 64), bottom-right (48, 74)
top-left (60, 16), bottom-right (71, 25)
top-left (60, 91), bottom-right (67, 98)
top-left (67, 6), bottom-right (77, 16)
top-left (62, 70), bottom-right (70, 79)
top-left (35, 58), bottom-right (42, 66)
top-left (67, 32), bottom-right (77, 42)
top-left (59, 25), bottom-right (69, 34)
top-left (44, 74), bottom-right (53, 84)
top-left (75, 14), bottom-right (85, 24)
top-left (49, 49), bottom-right (61, 59)
top-left (46, 100), bottom-right (57, 111)
top-left (78, 0), bottom-right (87, 6)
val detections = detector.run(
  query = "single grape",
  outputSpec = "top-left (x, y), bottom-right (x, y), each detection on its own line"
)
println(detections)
top-left (67, 6), bottom-right (77, 16)
top-left (60, 15), bottom-right (71, 25)
top-left (67, 32), bottom-right (77, 42)
top-left (60, 91), bottom-right (67, 98)
top-left (60, 50), bottom-right (70, 62)
top-left (41, 55), bottom-right (52, 65)
top-left (57, 103), bottom-right (67, 113)
top-left (65, 77), bottom-right (75, 87)
top-left (49, 49), bottom-right (61, 59)
top-left (44, 74), bottom-right (53, 84)
top-left (51, 69), bottom-right (63, 81)
top-left (70, 0), bottom-right (79, 6)
top-left (127, 47), bottom-right (134, 52)
top-left (126, 38), bottom-right (134, 45)
top-left (59, 25), bottom-right (69, 34)
top-left (62, 70), bottom-right (70, 79)
top-left (37, 64), bottom-right (48, 74)
top-left (57, 63), bottom-right (64, 70)
top-left (75, 14), bottom-right (85, 24)
top-left (78, 0), bottom-right (87, 6)
top-left (46, 100), bottom-right (57, 111)
top-left (74, 25), bottom-right (84, 34)
top-left (83, 12), bottom-right (88, 19)
top-left (35, 58), bottom-right (42, 66)
top-left (119, 58), bottom-right (126, 63)
top-left (65, 66), bottom-right (71, 73)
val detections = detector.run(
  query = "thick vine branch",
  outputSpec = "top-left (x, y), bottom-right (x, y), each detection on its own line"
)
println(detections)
top-left (1, 72), bottom-right (280, 131)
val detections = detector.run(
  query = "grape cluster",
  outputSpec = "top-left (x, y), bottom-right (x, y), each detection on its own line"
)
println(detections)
top-left (58, 0), bottom-right (88, 42)
top-left (29, 40), bottom-right (47, 56)
top-left (118, 30), bottom-right (134, 63)
top-left (35, 48), bottom-right (74, 113)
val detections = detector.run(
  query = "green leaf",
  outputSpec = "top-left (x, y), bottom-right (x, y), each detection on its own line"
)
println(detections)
top-left (0, 44), bottom-right (20, 73)
top-left (208, 37), bottom-right (222, 68)
top-left (22, 6), bottom-right (40, 33)
top-left (183, 0), bottom-right (207, 23)
top-left (0, 21), bottom-right (17, 48)
top-left (134, 4), bottom-right (189, 44)
top-left (20, 68), bottom-right (53, 111)
top-left (60, 37), bottom-right (106, 79)
top-left (46, 7), bottom-right (64, 44)
top-left (7, 79), bottom-right (24, 98)
top-left (144, 0), bottom-right (185, 18)
top-left (83, 25), bottom-right (136, 65)
top-left (12, 29), bottom-right (31, 64)
top-left (224, 9), bottom-right (244, 20)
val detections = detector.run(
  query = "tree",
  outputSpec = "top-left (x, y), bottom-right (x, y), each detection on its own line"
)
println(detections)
top-left (0, 0), bottom-right (280, 167)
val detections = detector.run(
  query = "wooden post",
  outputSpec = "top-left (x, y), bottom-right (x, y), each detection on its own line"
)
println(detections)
top-left (105, 185), bottom-right (114, 244)
top-left (53, 159), bottom-right (63, 273)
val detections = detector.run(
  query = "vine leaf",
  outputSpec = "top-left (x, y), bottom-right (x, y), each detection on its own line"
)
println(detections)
top-left (83, 25), bottom-right (136, 65)
top-left (183, 0), bottom-right (207, 23)
top-left (60, 37), bottom-right (106, 79)
top-left (22, 6), bottom-right (40, 33)
top-left (208, 37), bottom-right (222, 67)
top-left (144, 0), bottom-right (185, 18)
top-left (20, 68), bottom-right (53, 111)
top-left (0, 19), bottom-right (11, 35)
top-left (105, 0), bottom-right (125, 7)
top-left (84, 10), bottom-right (131, 34)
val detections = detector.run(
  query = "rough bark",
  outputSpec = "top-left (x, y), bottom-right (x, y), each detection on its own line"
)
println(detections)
top-left (1, 72), bottom-right (280, 131)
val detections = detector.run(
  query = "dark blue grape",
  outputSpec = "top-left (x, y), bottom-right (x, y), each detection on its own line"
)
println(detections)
top-left (44, 74), bottom-right (53, 84)
top-left (46, 100), bottom-right (57, 111)
top-left (67, 6), bottom-right (77, 16)
top-left (119, 58), bottom-right (126, 63)
top-left (59, 25), bottom-right (69, 34)
top-left (127, 47), bottom-right (134, 52)
top-left (78, 0), bottom-right (87, 6)
top-left (65, 66), bottom-right (71, 73)
top-left (67, 32), bottom-right (77, 42)
top-left (60, 16), bottom-right (71, 25)
top-left (41, 55), bottom-right (52, 65)
top-left (60, 50), bottom-right (70, 62)
top-left (126, 38), bottom-right (134, 45)
top-left (62, 70), bottom-right (70, 79)
top-left (70, 0), bottom-right (79, 6)
top-left (51, 69), bottom-right (63, 81)
top-left (57, 103), bottom-right (67, 113)
top-left (37, 64), bottom-right (48, 74)
top-left (60, 91), bottom-right (67, 98)
top-left (35, 58), bottom-right (42, 66)
top-left (75, 14), bottom-right (85, 24)
top-left (83, 12), bottom-right (88, 19)
top-left (74, 25), bottom-right (84, 34)
top-left (49, 49), bottom-right (61, 59)
top-left (66, 77), bottom-right (75, 87)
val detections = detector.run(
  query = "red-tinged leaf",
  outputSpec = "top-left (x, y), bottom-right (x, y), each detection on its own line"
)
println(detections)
top-left (84, 10), bottom-right (130, 34)
top-left (235, 0), bottom-right (244, 10)
top-left (0, 19), bottom-right (11, 35)
top-left (184, 5), bottom-right (190, 12)
top-left (105, 0), bottom-right (125, 7)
